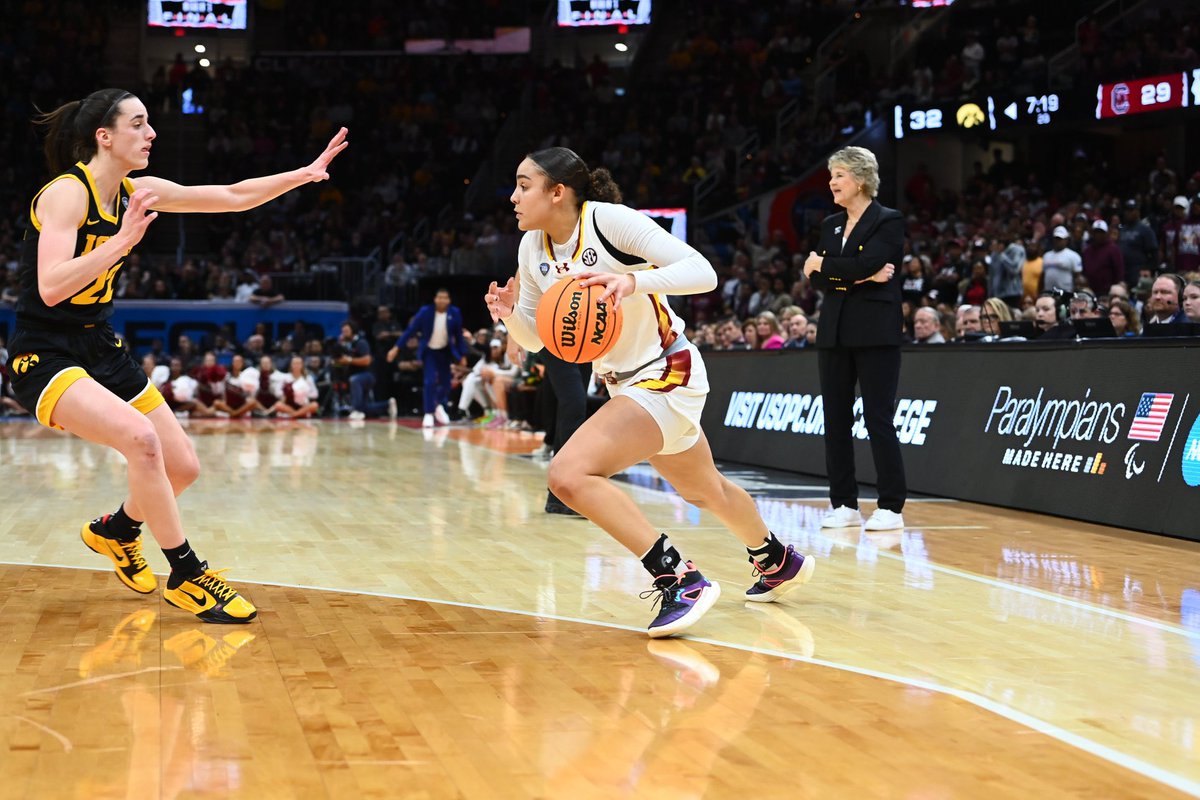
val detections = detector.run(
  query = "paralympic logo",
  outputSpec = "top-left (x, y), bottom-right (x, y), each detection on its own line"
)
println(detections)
top-left (1182, 413), bottom-right (1200, 488)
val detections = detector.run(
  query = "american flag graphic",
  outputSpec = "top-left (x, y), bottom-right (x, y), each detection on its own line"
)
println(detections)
top-left (1128, 392), bottom-right (1173, 441)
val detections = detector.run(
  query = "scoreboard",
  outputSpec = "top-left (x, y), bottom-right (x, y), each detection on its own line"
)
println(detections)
top-left (557, 0), bottom-right (651, 27)
top-left (892, 67), bottom-right (1200, 138)
top-left (1096, 72), bottom-right (1191, 119)
top-left (148, 0), bottom-right (246, 30)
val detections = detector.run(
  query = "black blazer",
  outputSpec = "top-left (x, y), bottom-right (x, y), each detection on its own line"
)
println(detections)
top-left (811, 201), bottom-right (906, 348)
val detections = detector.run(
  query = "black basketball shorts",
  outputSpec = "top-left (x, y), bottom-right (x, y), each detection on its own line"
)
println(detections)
top-left (7, 322), bottom-right (164, 429)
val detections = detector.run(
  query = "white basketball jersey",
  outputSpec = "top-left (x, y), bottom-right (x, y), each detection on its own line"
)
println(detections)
top-left (509, 201), bottom-right (716, 374)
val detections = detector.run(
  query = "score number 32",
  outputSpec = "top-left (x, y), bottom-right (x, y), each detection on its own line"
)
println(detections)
top-left (908, 109), bottom-right (943, 131)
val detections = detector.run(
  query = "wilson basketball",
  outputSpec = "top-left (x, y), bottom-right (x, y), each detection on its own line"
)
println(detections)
top-left (535, 276), bottom-right (623, 363)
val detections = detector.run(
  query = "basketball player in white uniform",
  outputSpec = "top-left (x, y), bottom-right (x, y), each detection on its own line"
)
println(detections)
top-left (486, 147), bottom-right (815, 637)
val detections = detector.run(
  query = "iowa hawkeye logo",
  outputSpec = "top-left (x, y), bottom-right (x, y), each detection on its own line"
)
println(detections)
top-left (12, 353), bottom-right (39, 375)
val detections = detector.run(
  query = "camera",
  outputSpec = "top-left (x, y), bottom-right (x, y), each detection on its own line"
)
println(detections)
top-left (1047, 287), bottom-right (1072, 307)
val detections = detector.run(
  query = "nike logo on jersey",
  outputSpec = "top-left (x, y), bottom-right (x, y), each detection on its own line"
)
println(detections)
top-left (86, 218), bottom-right (101, 225)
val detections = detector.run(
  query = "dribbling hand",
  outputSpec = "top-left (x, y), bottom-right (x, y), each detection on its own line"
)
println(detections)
top-left (576, 271), bottom-right (635, 310)
top-left (302, 127), bottom-right (349, 182)
top-left (119, 188), bottom-right (159, 246)
top-left (485, 278), bottom-right (516, 322)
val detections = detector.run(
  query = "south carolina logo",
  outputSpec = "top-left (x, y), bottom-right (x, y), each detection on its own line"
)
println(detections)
top-left (12, 353), bottom-right (39, 375)
top-left (1111, 83), bottom-right (1130, 115)
top-left (581, 247), bottom-right (598, 267)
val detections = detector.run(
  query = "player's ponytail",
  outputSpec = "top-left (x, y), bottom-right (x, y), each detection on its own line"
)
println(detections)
top-left (34, 88), bottom-right (134, 175)
top-left (528, 146), bottom-right (623, 206)
top-left (586, 167), bottom-right (622, 204)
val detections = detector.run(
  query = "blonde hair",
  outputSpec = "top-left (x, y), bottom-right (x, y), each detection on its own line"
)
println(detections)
top-left (827, 146), bottom-right (880, 198)
top-left (755, 310), bottom-right (782, 336)
top-left (982, 297), bottom-right (1013, 323)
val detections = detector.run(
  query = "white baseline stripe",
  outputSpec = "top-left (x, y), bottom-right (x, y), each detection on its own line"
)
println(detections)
top-left (594, 457), bottom-right (1200, 641)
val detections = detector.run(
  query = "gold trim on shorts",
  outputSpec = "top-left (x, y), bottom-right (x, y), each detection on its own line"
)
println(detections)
top-left (36, 367), bottom-right (90, 429)
top-left (129, 380), bottom-right (166, 416)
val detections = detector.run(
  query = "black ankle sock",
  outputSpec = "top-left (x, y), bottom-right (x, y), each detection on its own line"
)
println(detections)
top-left (104, 504), bottom-right (143, 541)
top-left (163, 541), bottom-right (203, 588)
top-left (747, 531), bottom-right (787, 571)
top-left (640, 533), bottom-right (683, 580)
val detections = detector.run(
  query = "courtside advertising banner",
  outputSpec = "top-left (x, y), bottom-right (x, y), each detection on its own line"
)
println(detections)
top-left (701, 342), bottom-right (1200, 541)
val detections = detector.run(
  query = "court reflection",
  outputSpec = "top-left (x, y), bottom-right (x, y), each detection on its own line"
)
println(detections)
top-left (33, 607), bottom-right (259, 800)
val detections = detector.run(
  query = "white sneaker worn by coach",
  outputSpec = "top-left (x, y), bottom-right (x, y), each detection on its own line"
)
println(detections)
top-left (348, 410), bottom-right (366, 421)
top-left (387, 398), bottom-right (398, 420)
top-left (819, 506), bottom-right (863, 528)
top-left (864, 509), bottom-right (905, 531)
top-left (421, 413), bottom-right (435, 428)
top-left (433, 405), bottom-right (450, 425)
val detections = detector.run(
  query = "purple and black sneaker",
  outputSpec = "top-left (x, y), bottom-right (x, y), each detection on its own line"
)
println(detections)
top-left (745, 545), bottom-right (815, 602)
top-left (641, 562), bottom-right (721, 639)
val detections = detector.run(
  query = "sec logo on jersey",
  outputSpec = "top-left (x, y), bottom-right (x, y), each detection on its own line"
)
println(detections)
top-left (581, 247), bottom-right (598, 267)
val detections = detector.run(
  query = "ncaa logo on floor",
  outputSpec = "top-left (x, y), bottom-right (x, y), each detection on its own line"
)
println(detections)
top-left (1182, 413), bottom-right (1200, 487)
top-left (12, 353), bottom-right (39, 374)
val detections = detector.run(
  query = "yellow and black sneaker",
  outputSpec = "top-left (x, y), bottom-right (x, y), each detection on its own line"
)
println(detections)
top-left (81, 516), bottom-right (158, 594)
top-left (162, 563), bottom-right (257, 624)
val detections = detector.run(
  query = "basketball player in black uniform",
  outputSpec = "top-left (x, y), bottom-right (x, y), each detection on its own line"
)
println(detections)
top-left (9, 88), bottom-right (347, 622)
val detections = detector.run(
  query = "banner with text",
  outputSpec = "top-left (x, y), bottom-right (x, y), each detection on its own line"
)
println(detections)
top-left (701, 343), bottom-right (1200, 541)
top-left (1, 301), bottom-right (349, 356)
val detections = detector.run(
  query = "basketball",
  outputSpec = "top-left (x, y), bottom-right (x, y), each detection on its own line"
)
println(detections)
top-left (535, 276), bottom-right (623, 363)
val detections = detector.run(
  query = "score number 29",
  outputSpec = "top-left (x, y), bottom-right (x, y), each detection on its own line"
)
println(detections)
top-left (1141, 82), bottom-right (1172, 105)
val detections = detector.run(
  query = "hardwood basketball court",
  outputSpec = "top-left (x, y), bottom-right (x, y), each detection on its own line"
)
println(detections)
top-left (0, 418), bottom-right (1197, 798)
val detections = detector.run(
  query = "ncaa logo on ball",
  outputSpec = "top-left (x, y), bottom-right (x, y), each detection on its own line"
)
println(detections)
top-left (539, 262), bottom-right (550, 276)
top-left (1111, 83), bottom-right (1130, 115)
top-left (591, 300), bottom-right (610, 345)
top-left (581, 247), bottom-right (598, 267)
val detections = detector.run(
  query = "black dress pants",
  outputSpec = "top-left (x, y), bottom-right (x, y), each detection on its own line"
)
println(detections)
top-left (817, 346), bottom-right (907, 512)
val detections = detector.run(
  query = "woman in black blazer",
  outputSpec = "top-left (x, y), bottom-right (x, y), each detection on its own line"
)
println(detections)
top-left (802, 146), bottom-right (907, 531)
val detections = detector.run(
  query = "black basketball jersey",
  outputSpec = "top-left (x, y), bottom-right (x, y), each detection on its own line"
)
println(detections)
top-left (16, 162), bottom-right (135, 326)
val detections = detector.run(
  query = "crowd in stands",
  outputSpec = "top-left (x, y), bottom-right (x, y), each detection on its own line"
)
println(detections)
top-left (3, 306), bottom-right (611, 429)
top-left (740, 1), bottom-right (1200, 212)
top-left (6, 0), bottom-right (1200, 426)
top-left (694, 144), bottom-right (1200, 353)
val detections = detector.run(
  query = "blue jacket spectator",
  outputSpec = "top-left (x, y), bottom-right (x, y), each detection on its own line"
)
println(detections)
top-left (389, 289), bottom-right (468, 427)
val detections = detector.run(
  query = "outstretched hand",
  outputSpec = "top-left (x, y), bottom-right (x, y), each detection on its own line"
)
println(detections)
top-left (302, 127), bottom-right (349, 182)
top-left (576, 271), bottom-right (635, 310)
top-left (485, 277), bottom-right (516, 322)
top-left (119, 187), bottom-right (159, 246)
